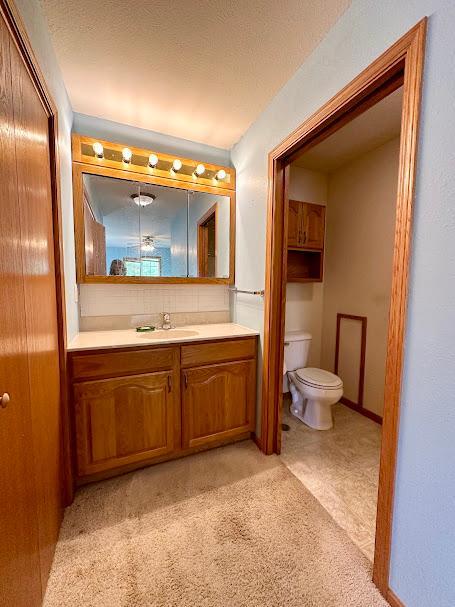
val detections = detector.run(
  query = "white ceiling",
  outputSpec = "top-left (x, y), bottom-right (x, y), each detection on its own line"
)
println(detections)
top-left (293, 87), bottom-right (403, 172)
top-left (40, 0), bottom-right (351, 149)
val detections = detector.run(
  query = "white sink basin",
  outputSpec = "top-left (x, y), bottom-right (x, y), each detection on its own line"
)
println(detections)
top-left (138, 329), bottom-right (200, 340)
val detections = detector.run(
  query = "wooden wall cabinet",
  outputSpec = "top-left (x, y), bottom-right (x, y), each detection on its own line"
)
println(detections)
top-left (69, 336), bottom-right (257, 483)
top-left (287, 200), bottom-right (325, 282)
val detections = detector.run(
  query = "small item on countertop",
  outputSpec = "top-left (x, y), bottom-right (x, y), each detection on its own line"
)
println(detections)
top-left (135, 325), bottom-right (156, 332)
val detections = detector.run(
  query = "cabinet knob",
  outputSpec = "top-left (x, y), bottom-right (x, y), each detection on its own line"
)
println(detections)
top-left (0, 393), bottom-right (10, 409)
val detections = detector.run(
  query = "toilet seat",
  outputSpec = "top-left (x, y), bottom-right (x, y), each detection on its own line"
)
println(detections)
top-left (295, 367), bottom-right (343, 390)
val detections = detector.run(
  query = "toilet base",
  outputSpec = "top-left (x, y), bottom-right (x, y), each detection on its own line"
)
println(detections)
top-left (288, 373), bottom-right (336, 431)
top-left (292, 399), bottom-right (333, 430)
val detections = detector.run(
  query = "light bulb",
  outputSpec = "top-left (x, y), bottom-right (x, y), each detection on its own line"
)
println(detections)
top-left (148, 154), bottom-right (158, 168)
top-left (194, 163), bottom-right (205, 177)
top-left (172, 159), bottom-right (182, 172)
top-left (216, 169), bottom-right (227, 180)
top-left (122, 147), bottom-right (132, 163)
top-left (92, 142), bottom-right (103, 158)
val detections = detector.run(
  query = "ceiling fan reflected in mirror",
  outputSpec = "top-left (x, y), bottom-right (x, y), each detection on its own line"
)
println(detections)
top-left (141, 235), bottom-right (155, 251)
top-left (131, 192), bottom-right (156, 207)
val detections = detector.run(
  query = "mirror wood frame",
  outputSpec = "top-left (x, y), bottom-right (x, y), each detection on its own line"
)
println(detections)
top-left (72, 162), bottom-right (236, 284)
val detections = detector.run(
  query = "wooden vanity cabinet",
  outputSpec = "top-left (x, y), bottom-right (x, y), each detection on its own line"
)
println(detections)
top-left (69, 336), bottom-right (257, 484)
top-left (70, 346), bottom-right (180, 479)
top-left (182, 359), bottom-right (256, 449)
top-left (74, 371), bottom-right (179, 477)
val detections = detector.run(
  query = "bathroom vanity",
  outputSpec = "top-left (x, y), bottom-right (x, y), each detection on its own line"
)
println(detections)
top-left (67, 324), bottom-right (258, 484)
top-left (66, 137), bottom-right (260, 486)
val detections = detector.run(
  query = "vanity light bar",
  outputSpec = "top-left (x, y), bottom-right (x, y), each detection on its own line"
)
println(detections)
top-left (84, 138), bottom-right (231, 185)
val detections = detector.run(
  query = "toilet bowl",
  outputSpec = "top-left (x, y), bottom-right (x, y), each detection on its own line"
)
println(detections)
top-left (283, 331), bottom-right (343, 430)
top-left (287, 368), bottom-right (343, 430)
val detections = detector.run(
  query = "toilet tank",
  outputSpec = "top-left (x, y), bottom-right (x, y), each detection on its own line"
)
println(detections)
top-left (284, 331), bottom-right (312, 371)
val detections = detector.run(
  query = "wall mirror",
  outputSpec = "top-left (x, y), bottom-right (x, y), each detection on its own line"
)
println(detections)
top-left (72, 138), bottom-right (235, 284)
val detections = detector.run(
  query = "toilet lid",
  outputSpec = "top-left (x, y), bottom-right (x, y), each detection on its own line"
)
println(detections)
top-left (295, 367), bottom-right (343, 389)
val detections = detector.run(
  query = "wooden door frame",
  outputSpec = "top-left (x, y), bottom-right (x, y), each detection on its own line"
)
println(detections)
top-left (1, 0), bottom-right (72, 503)
top-left (197, 203), bottom-right (218, 277)
top-left (260, 19), bottom-right (427, 600)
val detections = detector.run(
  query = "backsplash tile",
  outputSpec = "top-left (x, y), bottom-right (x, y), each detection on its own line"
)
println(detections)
top-left (79, 310), bottom-right (230, 331)
top-left (79, 284), bottom-right (230, 318)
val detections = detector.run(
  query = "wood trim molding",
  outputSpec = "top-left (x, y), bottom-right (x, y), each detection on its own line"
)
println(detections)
top-left (341, 398), bottom-right (383, 425)
top-left (252, 433), bottom-right (263, 451)
top-left (387, 588), bottom-right (406, 607)
top-left (0, 0), bottom-right (73, 504)
top-left (334, 313), bottom-right (382, 424)
top-left (197, 203), bottom-right (217, 277)
top-left (260, 19), bottom-right (427, 599)
top-left (334, 313), bottom-right (367, 408)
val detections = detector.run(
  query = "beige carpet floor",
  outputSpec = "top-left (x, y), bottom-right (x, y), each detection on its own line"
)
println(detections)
top-left (44, 441), bottom-right (388, 607)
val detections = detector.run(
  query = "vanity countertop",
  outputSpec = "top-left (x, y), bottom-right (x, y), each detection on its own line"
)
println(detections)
top-left (67, 323), bottom-right (259, 352)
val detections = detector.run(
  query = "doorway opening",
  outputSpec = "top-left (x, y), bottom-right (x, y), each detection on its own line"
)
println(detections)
top-left (280, 85), bottom-right (403, 562)
top-left (260, 20), bottom-right (426, 600)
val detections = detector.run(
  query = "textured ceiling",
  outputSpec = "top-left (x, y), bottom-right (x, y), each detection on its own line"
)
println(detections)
top-left (294, 87), bottom-right (403, 172)
top-left (40, 0), bottom-right (351, 148)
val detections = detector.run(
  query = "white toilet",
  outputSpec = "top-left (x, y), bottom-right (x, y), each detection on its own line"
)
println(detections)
top-left (284, 331), bottom-right (343, 430)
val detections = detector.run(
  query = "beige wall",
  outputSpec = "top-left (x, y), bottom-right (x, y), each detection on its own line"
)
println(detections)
top-left (321, 138), bottom-right (400, 416)
top-left (286, 166), bottom-right (327, 367)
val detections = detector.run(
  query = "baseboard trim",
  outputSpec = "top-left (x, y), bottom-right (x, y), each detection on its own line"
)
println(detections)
top-left (340, 397), bottom-right (383, 425)
top-left (252, 432), bottom-right (263, 452)
top-left (387, 588), bottom-right (405, 607)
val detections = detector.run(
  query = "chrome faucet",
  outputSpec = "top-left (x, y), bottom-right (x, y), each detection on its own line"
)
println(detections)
top-left (161, 312), bottom-right (173, 330)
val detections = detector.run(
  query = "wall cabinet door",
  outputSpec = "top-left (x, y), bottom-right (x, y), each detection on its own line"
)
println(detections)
top-left (287, 200), bottom-right (304, 247)
top-left (287, 200), bottom-right (325, 250)
top-left (302, 203), bottom-right (325, 249)
top-left (182, 360), bottom-right (256, 449)
top-left (74, 371), bottom-right (179, 476)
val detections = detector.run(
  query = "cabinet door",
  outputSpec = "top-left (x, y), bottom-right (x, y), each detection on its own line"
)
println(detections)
top-left (182, 360), bottom-right (256, 449)
top-left (287, 200), bottom-right (303, 247)
top-left (302, 203), bottom-right (325, 249)
top-left (74, 371), bottom-right (179, 476)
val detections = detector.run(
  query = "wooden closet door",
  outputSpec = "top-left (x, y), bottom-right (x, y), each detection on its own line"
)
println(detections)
top-left (9, 35), bottom-right (63, 589)
top-left (0, 20), bottom-right (42, 607)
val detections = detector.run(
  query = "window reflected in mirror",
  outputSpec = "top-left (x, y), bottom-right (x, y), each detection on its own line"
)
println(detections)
top-left (82, 173), bottom-right (230, 279)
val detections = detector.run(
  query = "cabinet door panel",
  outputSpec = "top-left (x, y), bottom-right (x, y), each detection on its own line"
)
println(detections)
top-left (182, 360), bottom-right (255, 449)
top-left (303, 203), bottom-right (325, 249)
top-left (74, 372), bottom-right (177, 476)
top-left (287, 200), bottom-right (303, 247)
